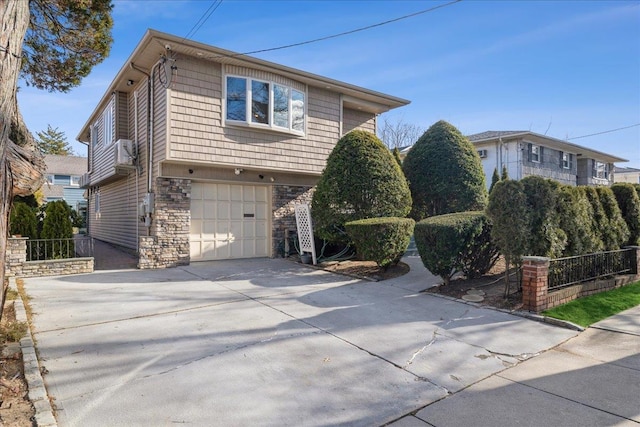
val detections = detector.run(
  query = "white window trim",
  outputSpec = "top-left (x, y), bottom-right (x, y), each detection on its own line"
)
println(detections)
top-left (224, 74), bottom-right (306, 136)
top-left (46, 175), bottom-right (55, 185)
top-left (103, 99), bottom-right (114, 147)
top-left (530, 144), bottom-right (540, 163)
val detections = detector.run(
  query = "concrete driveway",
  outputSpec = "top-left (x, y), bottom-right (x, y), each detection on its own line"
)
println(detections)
top-left (23, 257), bottom-right (577, 426)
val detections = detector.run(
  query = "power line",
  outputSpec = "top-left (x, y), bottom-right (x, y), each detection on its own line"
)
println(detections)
top-left (568, 123), bottom-right (640, 140)
top-left (183, 0), bottom-right (224, 41)
top-left (208, 0), bottom-right (462, 60)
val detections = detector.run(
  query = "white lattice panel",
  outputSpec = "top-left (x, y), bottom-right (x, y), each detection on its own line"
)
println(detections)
top-left (294, 203), bottom-right (317, 264)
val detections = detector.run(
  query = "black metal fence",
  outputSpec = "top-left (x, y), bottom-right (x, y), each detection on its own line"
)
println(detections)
top-left (26, 237), bottom-right (94, 261)
top-left (548, 248), bottom-right (636, 290)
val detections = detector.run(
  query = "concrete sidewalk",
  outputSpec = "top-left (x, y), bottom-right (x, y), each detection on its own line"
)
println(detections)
top-left (395, 304), bottom-right (640, 426)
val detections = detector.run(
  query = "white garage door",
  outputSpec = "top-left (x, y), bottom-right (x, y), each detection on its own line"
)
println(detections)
top-left (190, 183), bottom-right (270, 261)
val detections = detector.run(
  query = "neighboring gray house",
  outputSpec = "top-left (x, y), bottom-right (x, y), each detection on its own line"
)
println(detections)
top-left (42, 154), bottom-right (88, 213)
top-left (466, 131), bottom-right (627, 187)
top-left (76, 29), bottom-right (409, 268)
top-left (613, 166), bottom-right (640, 184)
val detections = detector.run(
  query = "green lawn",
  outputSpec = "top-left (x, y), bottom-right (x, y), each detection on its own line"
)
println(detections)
top-left (543, 280), bottom-right (640, 327)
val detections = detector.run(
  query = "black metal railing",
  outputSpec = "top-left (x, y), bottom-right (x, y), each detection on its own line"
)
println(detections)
top-left (26, 237), bottom-right (94, 261)
top-left (548, 248), bottom-right (636, 290)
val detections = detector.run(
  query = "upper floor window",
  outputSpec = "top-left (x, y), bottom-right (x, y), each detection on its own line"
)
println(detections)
top-left (46, 175), bottom-right (54, 185)
top-left (225, 75), bottom-right (305, 135)
top-left (529, 144), bottom-right (541, 163)
top-left (91, 122), bottom-right (99, 148)
top-left (561, 152), bottom-right (572, 169)
top-left (593, 161), bottom-right (608, 179)
top-left (70, 176), bottom-right (81, 186)
top-left (103, 100), bottom-right (113, 146)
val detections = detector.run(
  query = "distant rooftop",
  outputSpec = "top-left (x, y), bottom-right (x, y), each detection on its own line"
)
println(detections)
top-left (44, 155), bottom-right (87, 175)
top-left (466, 131), bottom-right (529, 142)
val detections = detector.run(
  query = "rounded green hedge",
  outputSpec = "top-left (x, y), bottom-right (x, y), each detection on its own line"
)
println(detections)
top-left (345, 217), bottom-right (415, 268)
top-left (414, 211), bottom-right (498, 285)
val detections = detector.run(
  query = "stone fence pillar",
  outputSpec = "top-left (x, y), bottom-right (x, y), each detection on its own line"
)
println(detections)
top-left (522, 256), bottom-right (550, 313)
top-left (624, 246), bottom-right (640, 279)
top-left (5, 237), bottom-right (28, 277)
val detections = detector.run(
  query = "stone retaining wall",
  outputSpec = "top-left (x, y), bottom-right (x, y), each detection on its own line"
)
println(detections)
top-left (5, 237), bottom-right (94, 278)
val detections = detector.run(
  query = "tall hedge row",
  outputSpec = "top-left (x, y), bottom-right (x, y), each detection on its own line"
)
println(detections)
top-left (488, 180), bottom-right (633, 261)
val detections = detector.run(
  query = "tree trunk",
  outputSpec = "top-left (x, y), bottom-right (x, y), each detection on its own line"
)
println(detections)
top-left (1, 0), bottom-right (41, 321)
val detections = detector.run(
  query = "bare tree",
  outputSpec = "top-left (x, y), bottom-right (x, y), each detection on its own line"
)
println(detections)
top-left (378, 115), bottom-right (424, 149)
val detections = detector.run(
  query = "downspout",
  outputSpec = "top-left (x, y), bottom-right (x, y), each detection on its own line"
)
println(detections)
top-left (134, 89), bottom-right (139, 249)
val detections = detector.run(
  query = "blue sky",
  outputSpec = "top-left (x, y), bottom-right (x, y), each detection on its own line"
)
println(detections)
top-left (18, 0), bottom-right (640, 168)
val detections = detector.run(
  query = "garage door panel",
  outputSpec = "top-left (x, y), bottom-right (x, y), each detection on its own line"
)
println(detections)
top-left (191, 183), bottom-right (270, 261)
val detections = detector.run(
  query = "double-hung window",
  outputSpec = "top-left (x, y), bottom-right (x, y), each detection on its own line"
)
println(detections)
top-left (561, 152), bottom-right (572, 169)
top-left (225, 76), bottom-right (305, 135)
top-left (593, 161), bottom-right (608, 179)
top-left (530, 144), bottom-right (541, 163)
top-left (103, 100), bottom-right (113, 146)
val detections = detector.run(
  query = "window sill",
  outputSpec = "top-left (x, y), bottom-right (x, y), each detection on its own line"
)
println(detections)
top-left (225, 120), bottom-right (305, 138)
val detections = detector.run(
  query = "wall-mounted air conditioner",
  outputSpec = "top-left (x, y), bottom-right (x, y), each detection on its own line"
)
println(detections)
top-left (79, 172), bottom-right (90, 188)
top-left (114, 139), bottom-right (135, 167)
top-left (477, 149), bottom-right (488, 158)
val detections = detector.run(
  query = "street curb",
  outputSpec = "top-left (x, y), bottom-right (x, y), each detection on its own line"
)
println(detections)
top-left (424, 291), bottom-right (585, 331)
top-left (9, 277), bottom-right (58, 427)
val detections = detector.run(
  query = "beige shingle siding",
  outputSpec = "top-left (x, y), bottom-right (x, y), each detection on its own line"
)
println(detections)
top-left (164, 57), bottom-right (367, 175)
top-left (89, 176), bottom-right (139, 250)
top-left (343, 108), bottom-right (376, 135)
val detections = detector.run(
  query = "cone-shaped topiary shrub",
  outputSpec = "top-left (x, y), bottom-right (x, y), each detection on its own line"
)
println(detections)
top-left (41, 200), bottom-right (74, 259)
top-left (402, 120), bottom-right (487, 220)
top-left (345, 217), bottom-right (415, 269)
top-left (311, 130), bottom-right (411, 244)
top-left (9, 202), bottom-right (38, 238)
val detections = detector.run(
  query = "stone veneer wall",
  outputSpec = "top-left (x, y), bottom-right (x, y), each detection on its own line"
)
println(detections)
top-left (272, 185), bottom-right (314, 257)
top-left (138, 178), bottom-right (191, 269)
top-left (5, 237), bottom-right (93, 278)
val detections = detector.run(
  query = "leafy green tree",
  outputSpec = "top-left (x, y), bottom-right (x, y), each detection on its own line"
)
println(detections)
top-left (0, 0), bottom-right (113, 317)
top-left (403, 120), bottom-right (487, 220)
top-left (521, 176), bottom-right (566, 258)
top-left (596, 186), bottom-right (630, 250)
top-left (36, 124), bottom-right (73, 155)
top-left (611, 183), bottom-right (640, 246)
top-left (489, 167), bottom-right (500, 193)
top-left (486, 180), bottom-right (529, 297)
top-left (9, 202), bottom-right (38, 238)
top-left (311, 130), bottom-right (412, 243)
